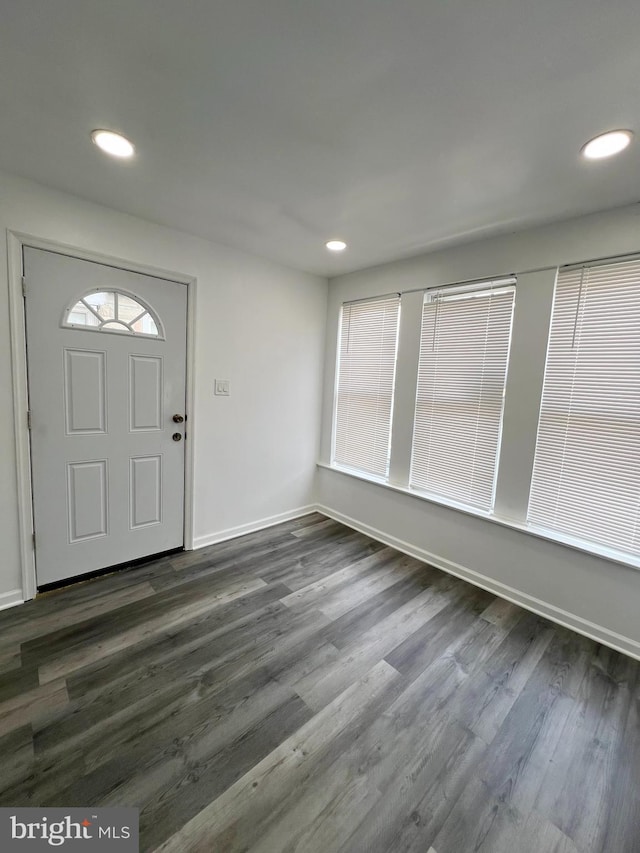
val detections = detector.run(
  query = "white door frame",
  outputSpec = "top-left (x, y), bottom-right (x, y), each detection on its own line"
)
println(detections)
top-left (7, 230), bottom-right (197, 601)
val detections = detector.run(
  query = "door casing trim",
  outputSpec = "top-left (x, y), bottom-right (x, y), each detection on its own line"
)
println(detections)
top-left (7, 230), bottom-right (198, 601)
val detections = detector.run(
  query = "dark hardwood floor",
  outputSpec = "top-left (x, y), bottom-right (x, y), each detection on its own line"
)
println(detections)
top-left (0, 513), bottom-right (639, 852)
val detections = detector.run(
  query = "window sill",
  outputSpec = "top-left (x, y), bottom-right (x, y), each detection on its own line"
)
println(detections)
top-left (317, 462), bottom-right (640, 573)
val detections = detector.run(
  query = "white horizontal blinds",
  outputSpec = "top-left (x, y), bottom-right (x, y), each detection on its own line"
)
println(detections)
top-left (334, 295), bottom-right (400, 477)
top-left (410, 282), bottom-right (515, 510)
top-left (528, 259), bottom-right (640, 556)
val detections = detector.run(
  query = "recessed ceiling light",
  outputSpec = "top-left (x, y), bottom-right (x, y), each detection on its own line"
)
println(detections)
top-left (581, 129), bottom-right (633, 160)
top-left (326, 240), bottom-right (347, 252)
top-left (91, 129), bottom-right (135, 159)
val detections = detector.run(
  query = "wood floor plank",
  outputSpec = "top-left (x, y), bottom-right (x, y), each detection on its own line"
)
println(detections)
top-left (478, 627), bottom-right (594, 814)
top-left (1, 582), bottom-right (156, 650)
top-left (308, 554), bottom-right (429, 620)
top-left (447, 613), bottom-right (556, 743)
top-left (246, 741), bottom-right (380, 853)
top-left (165, 529), bottom-right (382, 600)
top-left (34, 675), bottom-right (203, 763)
top-left (26, 555), bottom-right (176, 615)
top-left (0, 747), bottom-right (87, 808)
top-left (533, 644), bottom-right (635, 851)
top-left (271, 640), bottom-right (342, 689)
top-left (263, 534), bottom-right (386, 593)
top-left (182, 607), bottom-right (333, 696)
top-left (0, 679), bottom-right (69, 737)
top-left (49, 675), bottom-right (304, 810)
top-left (384, 582), bottom-right (495, 682)
top-left (171, 513), bottom-right (326, 566)
top-left (600, 665), bottom-right (640, 853)
top-left (294, 574), bottom-right (456, 711)
top-left (480, 597), bottom-right (524, 628)
top-left (290, 518), bottom-right (341, 538)
top-left (34, 606), bottom-right (330, 760)
top-left (168, 513), bottom-right (327, 572)
top-left (0, 646), bottom-right (22, 674)
top-left (155, 660), bottom-right (403, 853)
top-left (162, 523), bottom-right (331, 582)
top-left (0, 514), bottom-right (637, 853)
top-left (328, 607), bottom-right (532, 853)
top-left (65, 582), bottom-right (290, 700)
top-left (0, 663), bottom-right (39, 705)
top-left (333, 701), bottom-right (487, 853)
top-left (26, 567), bottom-right (270, 666)
top-left (153, 521), bottom-right (351, 593)
top-left (320, 564), bottom-right (443, 649)
top-left (37, 576), bottom-right (267, 684)
top-left (279, 546), bottom-right (403, 613)
top-left (431, 777), bottom-right (580, 853)
top-left (0, 726), bottom-right (34, 792)
top-left (138, 692), bottom-right (312, 850)
top-left (377, 604), bottom-right (528, 736)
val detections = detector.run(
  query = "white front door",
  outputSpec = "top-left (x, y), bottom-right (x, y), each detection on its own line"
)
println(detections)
top-left (24, 248), bottom-right (188, 587)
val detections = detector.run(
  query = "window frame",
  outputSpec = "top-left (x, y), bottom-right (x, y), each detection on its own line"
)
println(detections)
top-left (526, 256), bottom-right (640, 561)
top-left (331, 293), bottom-right (401, 480)
top-left (408, 278), bottom-right (516, 512)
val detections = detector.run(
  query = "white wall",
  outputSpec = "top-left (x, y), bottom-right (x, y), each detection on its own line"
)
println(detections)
top-left (318, 203), bottom-right (640, 657)
top-left (0, 170), bottom-right (327, 606)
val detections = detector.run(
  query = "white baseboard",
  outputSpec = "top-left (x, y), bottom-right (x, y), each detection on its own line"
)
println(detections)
top-left (316, 503), bottom-right (640, 662)
top-left (193, 505), bottom-right (318, 549)
top-left (0, 589), bottom-right (25, 612)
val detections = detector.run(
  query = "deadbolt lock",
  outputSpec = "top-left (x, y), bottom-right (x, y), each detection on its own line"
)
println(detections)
top-left (172, 432), bottom-right (182, 442)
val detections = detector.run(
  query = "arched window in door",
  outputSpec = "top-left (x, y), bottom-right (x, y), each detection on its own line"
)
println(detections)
top-left (62, 288), bottom-right (164, 338)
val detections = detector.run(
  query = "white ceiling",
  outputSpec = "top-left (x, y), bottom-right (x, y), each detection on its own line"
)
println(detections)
top-left (1, 0), bottom-right (640, 276)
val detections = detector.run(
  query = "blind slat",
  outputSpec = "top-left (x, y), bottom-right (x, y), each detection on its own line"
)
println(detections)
top-left (333, 295), bottom-right (400, 477)
top-left (528, 258), bottom-right (640, 556)
top-left (410, 284), bottom-right (515, 510)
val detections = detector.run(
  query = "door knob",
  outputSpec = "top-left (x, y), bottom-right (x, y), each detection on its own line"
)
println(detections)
top-left (172, 414), bottom-right (185, 423)
top-left (172, 432), bottom-right (182, 442)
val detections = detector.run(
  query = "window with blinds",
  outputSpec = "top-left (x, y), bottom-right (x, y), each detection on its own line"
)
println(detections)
top-left (333, 294), bottom-right (400, 478)
top-left (528, 258), bottom-right (640, 557)
top-left (410, 280), bottom-right (515, 510)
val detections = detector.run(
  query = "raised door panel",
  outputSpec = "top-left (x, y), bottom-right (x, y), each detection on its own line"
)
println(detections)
top-left (64, 349), bottom-right (107, 434)
top-left (129, 355), bottom-right (163, 431)
top-left (130, 455), bottom-right (162, 529)
top-left (67, 460), bottom-right (108, 542)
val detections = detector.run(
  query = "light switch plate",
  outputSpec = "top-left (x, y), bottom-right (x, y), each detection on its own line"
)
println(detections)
top-left (215, 379), bottom-right (230, 396)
